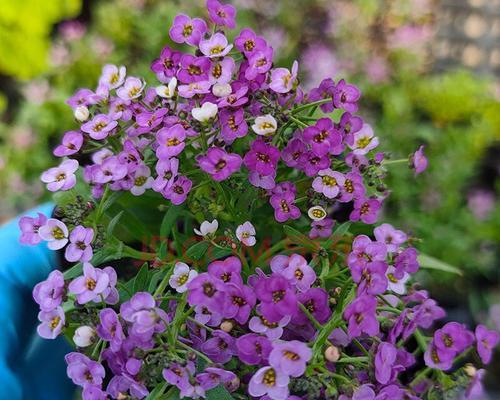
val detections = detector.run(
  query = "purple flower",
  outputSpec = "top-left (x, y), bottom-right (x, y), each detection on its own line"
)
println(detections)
top-left (244, 138), bottom-right (280, 176)
top-left (269, 61), bottom-right (298, 94)
top-left (374, 342), bottom-right (414, 384)
top-left (33, 270), bottom-right (65, 311)
top-left (120, 292), bottom-right (169, 338)
top-left (249, 314), bottom-right (291, 340)
top-left (347, 235), bottom-right (387, 270)
top-left (336, 112), bottom-right (363, 137)
top-left (333, 79), bottom-right (361, 113)
top-left (281, 138), bottom-right (307, 169)
top-left (424, 341), bottom-right (455, 370)
top-left (295, 288), bottom-right (332, 325)
top-left (38, 218), bottom-right (69, 250)
top-left (178, 81), bottom-right (211, 98)
top-left (65, 225), bottom-right (94, 262)
top-left (81, 114), bottom-right (118, 140)
top-left (339, 171), bottom-right (365, 202)
top-left (312, 169), bottom-right (345, 198)
top-left (219, 108), bottom-right (248, 143)
top-left (344, 295), bottom-right (379, 338)
top-left (411, 145), bottom-right (428, 175)
top-left (350, 197), bottom-right (382, 225)
top-left (37, 306), bottom-right (65, 339)
top-left (96, 308), bottom-right (125, 352)
top-left (163, 362), bottom-right (194, 390)
top-left (197, 147), bottom-right (242, 181)
top-left (475, 324), bottom-right (499, 364)
top-left (303, 118), bottom-right (342, 156)
top-left (151, 46), bottom-right (182, 83)
top-left (177, 54), bottom-right (211, 83)
top-left (208, 256), bottom-right (243, 285)
top-left (255, 273), bottom-right (298, 322)
top-left (169, 14), bottom-right (207, 46)
top-left (207, 0), bottom-right (236, 28)
top-left (54, 131), bottom-right (84, 157)
top-left (280, 254), bottom-right (316, 292)
top-left (235, 28), bottom-right (266, 56)
top-left (299, 151), bottom-right (331, 177)
top-left (68, 263), bottom-right (114, 304)
top-left (156, 124), bottom-right (186, 159)
top-left (248, 366), bottom-right (289, 400)
top-left (164, 175), bottom-right (192, 205)
top-left (199, 32), bottom-right (233, 58)
top-left (269, 340), bottom-right (312, 377)
top-left (197, 367), bottom-right (236, 391)
top-left (187, 272), bottom-right (226, 313)
top-left (434, 322), bottom-right (474, 355)
top-left (309, 218), bottom-right (334, 239)
top-left (308, 78), bottom-right (335, 113)
top-left (116, 77), bottom-right (145, 100)
top-left (41, 159), bottom-right (78, 192)
top-left (152, 158), bottom-right (179, 193)
top-left (19, 212), bottom-right (47, 245)
top-left (374, 224), bottom-right (407, 253)
top-left (352, 261), bottom-right (388, 296)
top-left (270, 192), bottom-right (301, 223)
top-left (245, 46), bottom-right (274, 80)
top-left (223, 283), bottom-right (256, 324)
top-left (394, 247), bottom-right (419, 275)
top-left (201, 330), bottom-right (237, 363)
top-left (236, 333), bottom-right (272, 365)
top-left (66, 352), bottom-right (105, 387)
top-left (82, 386), bottom-right (108, 400)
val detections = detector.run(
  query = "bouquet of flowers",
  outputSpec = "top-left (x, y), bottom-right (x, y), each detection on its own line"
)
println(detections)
top-left (21, 1), bottom-right (498, 399)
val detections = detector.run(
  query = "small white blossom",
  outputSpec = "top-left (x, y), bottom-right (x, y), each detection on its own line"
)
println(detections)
top-left (74, 105), bottom-right (90, 122)
top-left (386, 266), bottom-right (410, 295)
top-left (212, 83), bottom-right (232, 97)
top-left (194, 219), bottom-right (218, 237)
top-left (308, 206), bottom-right (327, 221)
top-left (192, 102), bottom-right (218, 122)
top-left (252, 114), bottom-right (277, 136)
top-left (73, 326), bottom-right (95, 347)
top-left (169, 262), bottom-right (198, 293)
top-left (236, 221), bottom-right (256, 246)
top-left (155, 77), bottom-right (177, 99)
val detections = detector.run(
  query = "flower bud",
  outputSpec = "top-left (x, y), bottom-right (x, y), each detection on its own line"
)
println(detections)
top-left (464, 364), bottom-right (477, 377)
top-left (192, 102), bottom-right (218, 122)
top-left (73, 325), bottom-right (95, 347)
top-left (324, 345), bottom-right (340, 362)
top-left (74, 105), bottom-right (90, 122)
top-left (220, 320), bottom-right (234, 333)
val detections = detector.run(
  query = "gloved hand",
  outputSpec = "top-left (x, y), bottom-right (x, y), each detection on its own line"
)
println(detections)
top-left (0, 203), bottom-right (75, 400)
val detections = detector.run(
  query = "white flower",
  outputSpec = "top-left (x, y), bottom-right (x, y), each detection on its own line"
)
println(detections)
top-left (74, 105), bottom-right (90, 122)
top-left (169, 262), bottom-right (198, 293)
top-left (192, 102), bottom-right (218, 122)
top-left (156, 77), bottom-right (177, 99)
top-left (252, 114), bottom-right (277, 136)
top-left (194, 219), bottom-right (218, 237)
top-left (212, 83), bottom-right (232, 97)
top-left (130, 165), bottom-right (154, 196)
top-left (236, 221), bottom-right (256, 246)
top-left (73, 326), bottom-right (95, 347)
top-left (386, 266), bottom-right (410, 295)
top-left (308, 206), bottom-right (327, 221)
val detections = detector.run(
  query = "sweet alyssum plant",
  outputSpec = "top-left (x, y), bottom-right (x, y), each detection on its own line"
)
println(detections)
top-left (20, 1), bottom-right (498, 399)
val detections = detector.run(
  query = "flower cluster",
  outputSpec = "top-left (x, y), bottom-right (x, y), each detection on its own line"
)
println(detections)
top-left (21, 1), bottom-right (498, 400)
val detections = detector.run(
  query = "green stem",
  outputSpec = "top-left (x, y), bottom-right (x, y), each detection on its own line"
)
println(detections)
top-left (122, 245), bottom-right (157, 261)
top-left (291, 99), bottom-right (332, 114)
top-left (289, 115), bottom-right (309, 128)
top-left (382, 158), bottom-right (408, 166)
top-left (335, 356), bottom-right (369, 364)
top-left (153, 263), bottom-right (175, 297)
top-left (255, 238), bottom-right (291, 266)
top-left (177, 340), bottom-right (213, 364)
top-left (187, 316), bottom-right (215, 333)
top-left (410, 366), bottom-right (431, 387)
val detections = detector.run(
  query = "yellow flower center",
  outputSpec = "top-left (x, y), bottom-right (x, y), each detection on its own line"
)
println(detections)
top-left (52, 227), bottom-right (65, 240)
top-left (356, 136), bottom-right (371, 149)
top-left (263, 368), bottom-right (276, 387)
top-left (322, 176), bottom-right (337, 187)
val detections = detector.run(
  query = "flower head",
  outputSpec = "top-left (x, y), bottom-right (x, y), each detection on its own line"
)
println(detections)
top-left (169, 262), bottom-right (198, 293)
top-left (38, 218), bottom-right (69, 250)
top-left (236, 221), bottom-right (256, 246)
top-left (41, 159), bottom-right (79, 192)
top-left (269, 340), bottom-right (312, 377)
top-left (194, 219), bottom-right (219, 237)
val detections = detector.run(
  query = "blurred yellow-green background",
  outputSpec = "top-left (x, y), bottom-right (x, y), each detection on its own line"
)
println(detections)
top-left (0, 0), bottom-right (499, 389)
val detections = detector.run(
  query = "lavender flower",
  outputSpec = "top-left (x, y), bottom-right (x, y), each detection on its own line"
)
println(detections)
top-left (37, 306), bottom-right (65, 339)
top-left (65, 225), bottom-right (94, 262)
top-left (41, 159), bottom-right (78, 191)
top-left (33, 270), bottom-right (65, 311)
top-left (19, 212), bottom-right (47, 245)
top-left (248, 366), bottom-right (289, 400)
top-left (269, 340), bottom-right (312, 377)
top-left (38, 218), bottom-right (69, 250)
top-left (66, 352), bottom-right (105, 387)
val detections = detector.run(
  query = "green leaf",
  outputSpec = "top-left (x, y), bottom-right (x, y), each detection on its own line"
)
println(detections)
top-left (186, 241), bottom-right (210, 260)
top-left (209, 247), bottom-right (233, 260)
top-left (145, 382), bottom-right (168, 399)
top-left (160, 205), bottom-right (182, 238)
top-left (133, 262), bottom-right (150, 292)
top-left (148, 269), bottom-right (167, 293)
top-left (418, 253), bottom-right (462, 276)
top-left (206, 385), bottom-right (235, 400)
top-left (106, 210), bottom-right (124, 237)
top-left (283, 225), bottom-right (315, 248)
top-left (323, 221), bottom-right (351, 248)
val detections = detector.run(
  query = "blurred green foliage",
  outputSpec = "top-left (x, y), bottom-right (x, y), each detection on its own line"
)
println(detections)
top-left (0, 0), bottom-right (81, 79)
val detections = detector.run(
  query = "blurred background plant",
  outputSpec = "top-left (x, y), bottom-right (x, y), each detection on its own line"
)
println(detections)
top-left (0, 0), bottom-right (498, 379)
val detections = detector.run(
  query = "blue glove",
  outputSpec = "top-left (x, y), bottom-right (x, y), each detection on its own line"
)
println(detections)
top-left (0, 203), bottom-right (75, 400)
